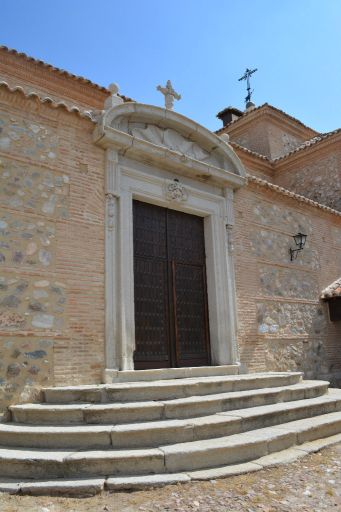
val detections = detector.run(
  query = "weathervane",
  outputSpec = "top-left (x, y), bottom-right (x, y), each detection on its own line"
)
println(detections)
top-left (238, 68), bottom-right (258, 107)
top-left (157, 80), bottom-right (181, 110)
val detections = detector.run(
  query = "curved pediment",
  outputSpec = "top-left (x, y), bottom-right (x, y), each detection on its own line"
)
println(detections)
top-left (94, 103), bottom-right (246, 187)
top-left (122, 122), bottom-right (225, 169)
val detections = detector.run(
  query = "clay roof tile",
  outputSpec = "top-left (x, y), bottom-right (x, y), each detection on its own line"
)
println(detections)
top-left (321, 278), bottom-right (341, 300)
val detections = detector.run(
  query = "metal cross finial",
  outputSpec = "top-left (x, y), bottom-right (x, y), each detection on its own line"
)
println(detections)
top-left (157, 80), bottom-right (181, 110)
top-left (238, 68), bottom-right (258, 107)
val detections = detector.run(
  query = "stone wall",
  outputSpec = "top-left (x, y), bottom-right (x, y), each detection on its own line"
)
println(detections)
top-left (0, 337), bottom-right (53, 412)
top-left (267, 123), bottom-right (304, 160)
top-left (234, 182), bottom-right (341, 383)
top-left (0, 86), bottom-right (105, 411)
top-left (275, 151), bottom-right (341, 212)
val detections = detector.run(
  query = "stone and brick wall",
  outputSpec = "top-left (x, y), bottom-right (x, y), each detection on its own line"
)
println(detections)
top-left (0, 58), bottom-right (340, 413)
top-left (275, 149), bottom-right (341, 212)
top-left (0, 86), bottom-right (106, 411)
top-left (226, 110), bottom-right (314, 160)
top-left (234, 181), bottom-right (341, 384)
top-left (266, 123), bottom-right (305, 160)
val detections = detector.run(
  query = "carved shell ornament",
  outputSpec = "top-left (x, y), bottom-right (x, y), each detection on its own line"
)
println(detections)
top-left (165, 179), bottom-right (188, 202)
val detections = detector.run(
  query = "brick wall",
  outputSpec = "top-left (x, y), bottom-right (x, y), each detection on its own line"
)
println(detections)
top-left (227, 115), bottom-right (310, 160)
top-left (0, 46), bottom-right (109, 111)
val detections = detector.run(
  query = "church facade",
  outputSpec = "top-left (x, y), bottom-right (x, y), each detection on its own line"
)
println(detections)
top-left (0, 46), bottom-right (340, 412)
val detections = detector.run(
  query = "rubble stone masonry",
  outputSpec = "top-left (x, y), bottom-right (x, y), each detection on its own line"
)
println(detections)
top-left (275, 149), bottom-right (341, 212)
top-left (234, 182), bottom-right (341, 384)
top-left (0, 86), bottom-right (105, 410)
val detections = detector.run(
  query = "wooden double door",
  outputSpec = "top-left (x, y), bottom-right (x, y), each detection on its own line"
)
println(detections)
top-left (133, 200), bottom-right (211, 369)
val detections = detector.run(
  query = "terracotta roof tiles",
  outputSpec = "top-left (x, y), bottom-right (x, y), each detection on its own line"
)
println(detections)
top-left (0, 45), bottom-right (108, 92)
top-left (247, 174), bottom-right (341, 217)
top-left (321, 278), bottom-right (341, 299)
top-left (229, 141), bottom-right (271, 161)
top-left (0, 46), bottom-right (134, 103)
top-left (273, 129), bottom-right (341, 162)
top-left (0, 80), bottom-right (96, 121)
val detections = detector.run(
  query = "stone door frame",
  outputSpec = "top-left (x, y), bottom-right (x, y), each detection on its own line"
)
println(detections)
top-left (94, 102), bottom-right (246, 372)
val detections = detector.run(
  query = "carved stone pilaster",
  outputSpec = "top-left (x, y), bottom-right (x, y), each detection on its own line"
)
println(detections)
top-left (224, 188), bottom-right (235, 226)
top-left (106, 149), bottom-right (119, 194)
top-left (224, 188), bottom-right (239, 364)
top-left (226, 224), bottom-right (234, 254)
top-left (105, 149), bottom-right (120, 370)
top-left (106, 193), bottom-right (116, 230)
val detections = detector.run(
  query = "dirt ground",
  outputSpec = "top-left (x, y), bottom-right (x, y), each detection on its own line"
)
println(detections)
top-left (0, 443), bottom-right (340, 512)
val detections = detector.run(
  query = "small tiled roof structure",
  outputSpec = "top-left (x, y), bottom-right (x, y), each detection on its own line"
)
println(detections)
top-left (215, 103), bottom-right (318, 135)
top-left (321, 278), bottom-right (341, 300)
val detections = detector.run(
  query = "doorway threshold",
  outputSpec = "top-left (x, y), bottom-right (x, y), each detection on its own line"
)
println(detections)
top-left (103, 364), bottom-right (241, 383)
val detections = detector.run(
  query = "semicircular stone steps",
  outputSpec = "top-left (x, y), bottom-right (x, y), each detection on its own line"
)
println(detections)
top-left (41, 372), bottom-right (303, 403)
top-left (10, 379), bottom-right (327, 425)
top-left (1, 370), bottom-right (341, 496)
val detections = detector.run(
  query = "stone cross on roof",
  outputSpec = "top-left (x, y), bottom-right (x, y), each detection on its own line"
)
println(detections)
top-left (157, 80), bottom-right (181, 110)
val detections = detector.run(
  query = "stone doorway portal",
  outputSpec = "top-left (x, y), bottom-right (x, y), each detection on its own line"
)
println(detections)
top-left (95, 101), bottom-right (246, 373)
top-left (133, 200), bottom-right (210, 369)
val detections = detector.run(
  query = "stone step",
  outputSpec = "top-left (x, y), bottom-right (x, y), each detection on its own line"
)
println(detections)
top-left (161, 410), bottom-right (341, 472)
top-left (103, 364), bottom-right (240, 383)
top-left (42, 372), bottom-right (302, 404)
top-left (3, 431), bottom-right (341, 496)
top-left (1, 410), bottom-right (341, 480)
top-left (10, 380), bottom-right (324, 425)
top-left (2, 392), bottom-right (340, 449)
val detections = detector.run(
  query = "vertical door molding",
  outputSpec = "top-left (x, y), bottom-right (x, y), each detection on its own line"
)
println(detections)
top-left (105, 165), bottom-right (242, 370)
top-left (118, 188), bottom-right (135, 370)
top-left (105, 149), bottom-right (119, 369)
top-left (224, 187), bottom-right (240, 364)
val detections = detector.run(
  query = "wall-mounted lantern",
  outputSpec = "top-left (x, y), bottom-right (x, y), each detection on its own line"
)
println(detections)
top-left (289, 232), bottom-right (307, 261)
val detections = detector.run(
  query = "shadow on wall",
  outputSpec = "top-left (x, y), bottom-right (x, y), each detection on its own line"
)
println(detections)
top-left (241, 301), bottom-right (340, 385)
top-left (0, 338), bottom-right (53, 414)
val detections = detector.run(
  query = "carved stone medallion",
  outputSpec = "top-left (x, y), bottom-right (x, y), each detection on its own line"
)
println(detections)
top-left (165, 179), bottom-right (188, 202)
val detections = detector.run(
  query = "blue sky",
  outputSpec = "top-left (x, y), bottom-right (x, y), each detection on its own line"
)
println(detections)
top-left (2, 0), bottom-right (341, 132)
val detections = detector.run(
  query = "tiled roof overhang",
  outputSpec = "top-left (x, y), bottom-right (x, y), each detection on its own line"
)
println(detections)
top-left (321, 278), bottom-right (341, 300)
